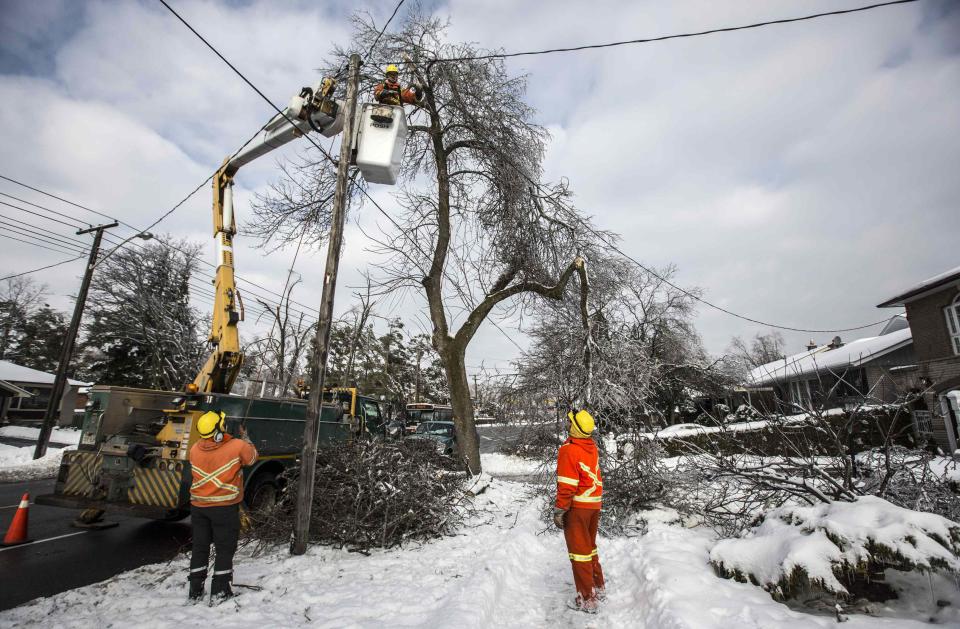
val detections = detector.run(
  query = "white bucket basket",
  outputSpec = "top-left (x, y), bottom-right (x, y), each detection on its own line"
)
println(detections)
top-left (353, 103), bottom-right (407, 185)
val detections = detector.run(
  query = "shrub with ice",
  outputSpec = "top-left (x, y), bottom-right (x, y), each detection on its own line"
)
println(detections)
top-left (710, 495), bottom-right (960, 601)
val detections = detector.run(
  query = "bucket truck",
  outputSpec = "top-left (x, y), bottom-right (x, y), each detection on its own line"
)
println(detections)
top-left (37, 77), bottom-right (405, 520)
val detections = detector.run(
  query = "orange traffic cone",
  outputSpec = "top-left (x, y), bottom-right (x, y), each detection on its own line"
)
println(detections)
top-left (2, 492), bottom-right (32, 546)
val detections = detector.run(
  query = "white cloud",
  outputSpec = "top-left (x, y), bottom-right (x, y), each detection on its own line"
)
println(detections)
top-left (0, 0), bottom-right (957, 377)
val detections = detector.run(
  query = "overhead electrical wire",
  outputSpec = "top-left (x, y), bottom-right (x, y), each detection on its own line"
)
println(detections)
top-left (399, 0), bottom-right (918, 64)
top-left (0, 233), bottom-right (81, 256)
top-left (0, 254), bottom-right (89, 282)
top-left (0, 176), bottom-right (330, 322)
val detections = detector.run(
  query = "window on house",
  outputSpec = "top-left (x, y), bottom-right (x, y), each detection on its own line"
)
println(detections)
top-left (945, 294), bottom-right (960, 356)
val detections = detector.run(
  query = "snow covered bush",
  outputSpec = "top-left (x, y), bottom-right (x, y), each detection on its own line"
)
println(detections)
top-left (710, 496), bottom-right (960, 602)
top-left (247, 439), bottom-right (470, 552)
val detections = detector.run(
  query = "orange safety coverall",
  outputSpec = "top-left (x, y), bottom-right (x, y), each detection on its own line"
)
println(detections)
top-left (189, 434), bottom-right (258, 507)
top-left (556, 436), bottom-right (605, 602)
top-left (373, 80), bottom-right (418, 106)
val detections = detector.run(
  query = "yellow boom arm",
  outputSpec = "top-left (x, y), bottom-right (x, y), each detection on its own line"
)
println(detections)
top-left (192, 78), bottom-right (343, 393)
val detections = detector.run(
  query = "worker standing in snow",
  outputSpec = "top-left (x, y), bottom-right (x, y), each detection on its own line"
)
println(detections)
top-left (554, 408), bottom-right (606, 613)
top-left (374, 64), bottom-right (422, 106)
top-left (188, 411), bottom-right (258, 603)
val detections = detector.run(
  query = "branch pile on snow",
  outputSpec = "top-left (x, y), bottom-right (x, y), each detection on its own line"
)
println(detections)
top-left (247, 439), bottom-right (469, 552)
top-left (710, 495), bottom-right (960, 602)
top-left (859, 447), bottom-right (960, 522)
top-left (600, 432), bottom-right (672, 533)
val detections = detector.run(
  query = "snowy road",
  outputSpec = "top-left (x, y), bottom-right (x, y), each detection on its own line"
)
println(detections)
top-left (0, 478), bottom-right (190, 611)
top-left (2, 478), bottom-right (951, 627)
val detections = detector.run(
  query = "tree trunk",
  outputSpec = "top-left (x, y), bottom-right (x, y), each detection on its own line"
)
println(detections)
top-left (444, 350), bottom-right (481, 475)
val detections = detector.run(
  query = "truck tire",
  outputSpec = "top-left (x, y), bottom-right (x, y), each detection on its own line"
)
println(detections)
top-left (245, 471), bottom-right (279, 513)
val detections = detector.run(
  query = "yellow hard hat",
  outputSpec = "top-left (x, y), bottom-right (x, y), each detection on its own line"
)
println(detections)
top-left (385, 64), bottom-right (399, 74)
top-left (197, 411), bottom-right (226, 439)
top-left (567, 409), bottom-right (595, 437)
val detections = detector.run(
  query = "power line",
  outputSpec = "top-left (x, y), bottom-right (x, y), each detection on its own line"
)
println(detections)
top-left (364, 0), bottom-right (406, 64)
top-left (0, 171), bottom-right (326, 320)
top-left (407, 0), bottom-right (918, 64)
top-left (0, 254), bottom-right (88, 282)
top-left (0, 233), bottom-right (81, 256)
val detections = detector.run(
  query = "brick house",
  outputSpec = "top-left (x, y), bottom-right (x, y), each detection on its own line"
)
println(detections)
top-left (878, 266), bottom-right (960, 453)
top-left (747, 315), bottom-right (916, 414)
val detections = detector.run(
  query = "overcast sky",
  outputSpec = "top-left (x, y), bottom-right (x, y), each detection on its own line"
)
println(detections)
top-left (0, 0), bottom-right (957, 380)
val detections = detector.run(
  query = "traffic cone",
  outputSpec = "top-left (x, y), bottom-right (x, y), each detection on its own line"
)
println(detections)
top-left (2, 492), bottom-right (32, 546)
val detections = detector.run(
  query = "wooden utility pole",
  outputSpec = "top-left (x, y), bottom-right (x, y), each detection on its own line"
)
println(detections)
top-left (473, 373), bottom-right (480, 406)
top-left (414, 348), bottom-right (422, 403)
top-left (292, 54), bottom-right (360, 556)
top-left (34, 222), bottom-right (118, 459)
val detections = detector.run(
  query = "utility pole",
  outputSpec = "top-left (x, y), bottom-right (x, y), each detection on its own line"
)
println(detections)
top-left (473, 374), bottom-right (480, 406)
top-left (414, 348), bottom-right (422, 403)
top-left (34, 222), bottom-right (118, 459)
top-left (292, 54), bottom-right (360, 556)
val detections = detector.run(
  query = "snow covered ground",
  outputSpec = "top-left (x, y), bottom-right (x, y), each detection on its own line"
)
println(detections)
top-left (2, 478), bottom-right (955, 628)
top-left (480, 452), bottom-right (548, 477)
top-left (0, 426), bottom-right (80, 482)
top-left (0, 425), bottom-right (82, 445)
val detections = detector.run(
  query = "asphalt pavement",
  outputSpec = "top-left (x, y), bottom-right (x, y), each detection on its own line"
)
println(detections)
top-left (476, 423), bottom-right (530, 454)
top-left (0, 478), bottom-right (191, 611)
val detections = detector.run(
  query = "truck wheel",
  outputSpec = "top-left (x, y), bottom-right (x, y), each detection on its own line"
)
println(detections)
top-left (246, 472), bottom-right (279, 513)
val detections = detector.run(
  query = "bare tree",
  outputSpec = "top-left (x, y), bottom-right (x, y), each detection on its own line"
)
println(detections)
top-left (0, 277), bottom-right (47, 360)
top-left (248, 278), bottom-right (317, 397)
top-left (517, 258), bottom-right (712, 431)
top-left (726, 330), bottom-right (787, 379)
top-left (251, 11), bottom-right (603, 473)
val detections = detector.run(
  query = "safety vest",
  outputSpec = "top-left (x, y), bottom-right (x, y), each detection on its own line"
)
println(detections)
top-left (189, 434), bottom-right (258, 507)
top-left (555, 437), bottom-right (602, 510)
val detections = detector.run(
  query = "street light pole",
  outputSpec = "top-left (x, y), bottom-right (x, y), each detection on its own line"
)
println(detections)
top-left (291, 53), bottom-right (361, 555)
top-left (34, 221), bottom-right (118, 459)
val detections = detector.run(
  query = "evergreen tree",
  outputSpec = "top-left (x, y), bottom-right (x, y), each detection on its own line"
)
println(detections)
top-left (81, 238), bottom-right (205, 390)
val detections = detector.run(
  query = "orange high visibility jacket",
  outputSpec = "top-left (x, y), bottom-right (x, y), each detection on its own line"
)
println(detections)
top-left (189, 434), bottom-right (257, 508)
top-left (374, 81), bottom-right (418, 106)
top-left (556, 437), bottom-right (603, 510)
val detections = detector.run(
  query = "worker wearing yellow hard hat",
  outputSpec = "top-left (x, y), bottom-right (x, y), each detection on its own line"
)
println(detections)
top-left (187, 410), bottom-right (258, 604)
top-left (554, 408), bottom-right (606, 613)
top-left (374, 63), bottom-right (423, 106)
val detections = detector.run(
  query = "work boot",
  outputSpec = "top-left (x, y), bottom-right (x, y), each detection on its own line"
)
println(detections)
top-left (210, 573), bottom-right (234, 602)
top-left (571, 595), bottom-right (598, 614)
top-left (594, 586), bottom-right (607, 602)
top-left (188, 579), bottom-right (205, 603)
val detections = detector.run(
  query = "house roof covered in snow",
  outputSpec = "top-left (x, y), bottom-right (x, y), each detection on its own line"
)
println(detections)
top-left (878, 265), bottom-right (960, 308)
top-left (748, 326), bottom-right (912, 386)
top-left (0, 361), bottom-right (87, 387)
top-left (0, 380), bottom-right (32, 397)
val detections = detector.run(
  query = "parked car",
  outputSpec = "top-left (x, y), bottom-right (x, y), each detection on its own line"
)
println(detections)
top-left (407, 420), bottom-right (457, 456)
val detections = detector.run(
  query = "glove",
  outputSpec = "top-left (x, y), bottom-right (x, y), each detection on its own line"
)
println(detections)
top-left (553, 508), bottom-right (568, 529)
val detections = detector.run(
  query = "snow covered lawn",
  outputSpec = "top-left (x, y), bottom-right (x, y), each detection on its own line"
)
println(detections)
top-left (0, 426), bottom-right (80, 482)
top-left (0, 425), bottom-right (82, 445)
top-left (2, 479), bottom-right (955, 627)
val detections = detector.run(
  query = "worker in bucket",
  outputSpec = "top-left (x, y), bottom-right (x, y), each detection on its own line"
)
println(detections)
top-left (188, 410), bottom-right (258, 603)
top-left (553, 408), bottom-right (606, 613)
top-left (374, 64), bottom-right (422, 106)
